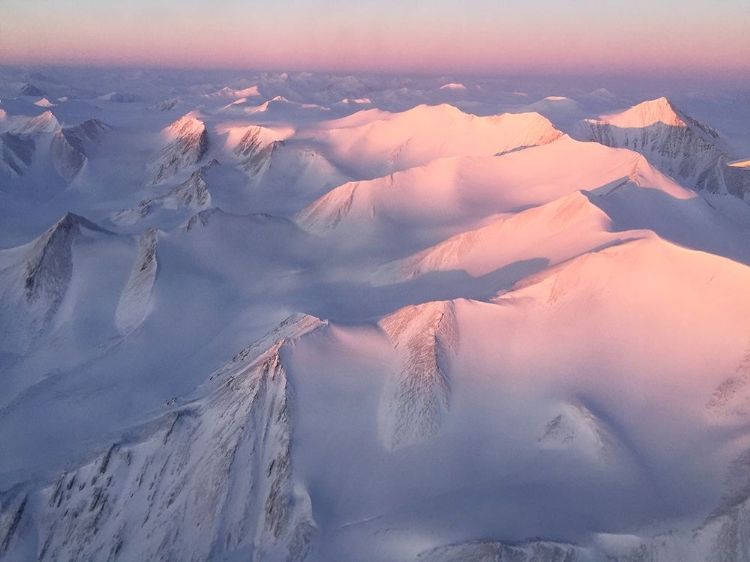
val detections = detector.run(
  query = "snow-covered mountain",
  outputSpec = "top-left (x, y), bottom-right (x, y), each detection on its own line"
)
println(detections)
top-left (51, 119), bottom-right (110, 182)
top-left (577, 97), bottom-right (750, 199)
top-left (1, 68), bottom-right (750, 562)
top-left (152, 113), bottom-right (210, 184)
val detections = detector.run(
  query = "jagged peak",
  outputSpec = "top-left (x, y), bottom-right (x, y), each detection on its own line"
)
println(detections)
top-left (47, 212), bottom-right (111, 237)
top-left (165, 112), bottom-right (206, 138)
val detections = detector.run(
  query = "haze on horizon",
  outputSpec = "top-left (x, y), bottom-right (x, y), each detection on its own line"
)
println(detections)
top-left (1, 0), bottom-right (749, 80)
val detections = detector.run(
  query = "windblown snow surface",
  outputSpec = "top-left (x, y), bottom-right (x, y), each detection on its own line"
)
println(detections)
top-left (1, 67), bottom-right (750, 562)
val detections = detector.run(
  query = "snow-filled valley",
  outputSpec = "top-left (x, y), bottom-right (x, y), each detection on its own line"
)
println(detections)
top-left (1, 67), bottom-right (750, 561)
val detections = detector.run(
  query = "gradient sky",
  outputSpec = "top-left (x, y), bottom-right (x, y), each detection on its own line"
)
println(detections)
top-left (2, 0), bottom-right (749, 78)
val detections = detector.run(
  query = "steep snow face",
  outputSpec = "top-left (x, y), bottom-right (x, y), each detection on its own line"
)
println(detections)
top-left (0, 213), bottom-right (110, 354)
top-left (578, 97), bottom-right (750, 198)
top-left (0, 133), bottom-right (35, 177)
top-left (0, 314), bottom-right (323, 562)
top-left (115, 229), bottom-right (157, 335)
top-left (316, 104), bottom-right (563, 179)
top-left (152, 113), bottom-right (209, 184)
top-left (378, 302), bottom-right (458, 450)
top-left (111, 167), bottom-right (213, 226)
top-left (51, 119), bottom-right (110, 182)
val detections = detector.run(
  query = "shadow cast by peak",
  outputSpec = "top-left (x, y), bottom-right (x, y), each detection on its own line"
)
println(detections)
top-left (583, 180), bottom-right (750, 267)
top-left (295, 257), bottom-right (550, 324)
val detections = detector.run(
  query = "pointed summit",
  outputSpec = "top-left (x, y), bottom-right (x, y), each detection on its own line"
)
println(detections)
top-left (601, 97), bottom-right (684, 128)
top-left (15, 111), bottom-right (61, 135)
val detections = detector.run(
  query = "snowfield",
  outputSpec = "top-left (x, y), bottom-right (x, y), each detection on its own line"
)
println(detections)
top-left (1, 67), bottom-right (750, 561)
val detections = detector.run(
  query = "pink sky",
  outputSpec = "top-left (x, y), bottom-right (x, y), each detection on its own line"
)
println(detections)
top-left (1, 0), bottom-right (749, 78)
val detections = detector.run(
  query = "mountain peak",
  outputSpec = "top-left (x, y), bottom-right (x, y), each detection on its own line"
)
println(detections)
top-left (51, 212), bottom-right (111, 236)
top-left (596, 97), bottom-right (684, 128)
top-left (153, 113), bottom-right (209, 184)
top-left (165, 113), bottom-right (206, 138)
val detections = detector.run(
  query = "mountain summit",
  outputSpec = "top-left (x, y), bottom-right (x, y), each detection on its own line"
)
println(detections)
top-left (577, 97), bottom-right (750, 198)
